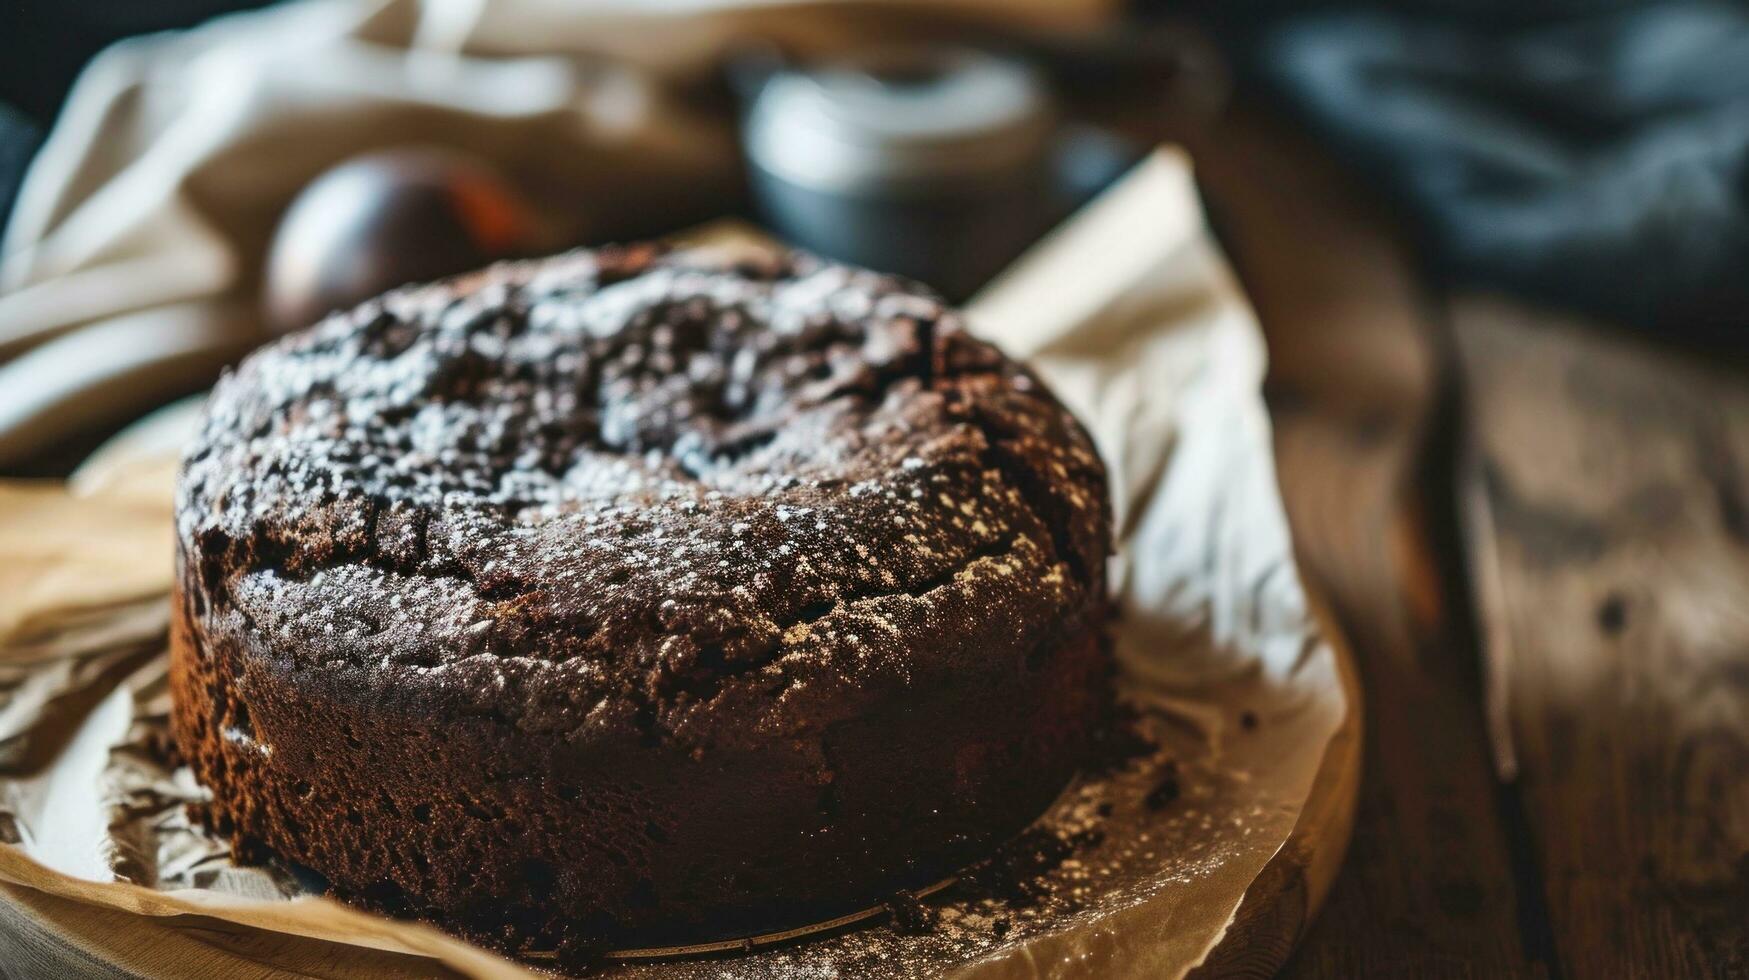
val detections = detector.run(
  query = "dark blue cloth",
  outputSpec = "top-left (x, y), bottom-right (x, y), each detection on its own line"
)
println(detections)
top-left (1254, 3), bottom-right (1749, 341)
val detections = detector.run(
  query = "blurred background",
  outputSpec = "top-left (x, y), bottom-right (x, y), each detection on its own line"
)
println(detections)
top-left (1, 0), bottom-right (1745, 474)
top-left (1, 2), bottom-right (1747, 977)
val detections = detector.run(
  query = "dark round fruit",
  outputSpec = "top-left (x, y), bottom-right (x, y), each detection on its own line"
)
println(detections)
top-left (264, 147), bottom-right (538, 332)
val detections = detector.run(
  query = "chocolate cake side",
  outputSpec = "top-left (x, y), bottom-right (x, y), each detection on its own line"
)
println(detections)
top-left (169, 246), bottom-right (1112, 954)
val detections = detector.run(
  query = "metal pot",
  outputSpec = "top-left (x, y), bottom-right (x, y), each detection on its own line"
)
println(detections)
top-left (744, 47), bottom-right (1063, 301)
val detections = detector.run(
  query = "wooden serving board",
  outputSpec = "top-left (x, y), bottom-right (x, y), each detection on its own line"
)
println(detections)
top-left (1188, 593), bottom-right (1363, 979)
top-left (0, 594), bottom-right (1360, 980)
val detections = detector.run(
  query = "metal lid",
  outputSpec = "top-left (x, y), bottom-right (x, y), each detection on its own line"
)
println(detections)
top-left (745, 47), bottom-right (1055, 194)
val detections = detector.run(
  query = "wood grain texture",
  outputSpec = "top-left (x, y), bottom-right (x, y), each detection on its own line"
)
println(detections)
top-left (0, 879), bottom-right (460, 979)
top-left (1455, 297), bottom-right (1749, 979)
top-left (1177, 111), bottom-right (1545, 978)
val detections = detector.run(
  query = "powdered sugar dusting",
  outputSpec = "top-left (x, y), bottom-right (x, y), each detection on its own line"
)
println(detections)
top-left (179, 243), bottom-right (1108, 748)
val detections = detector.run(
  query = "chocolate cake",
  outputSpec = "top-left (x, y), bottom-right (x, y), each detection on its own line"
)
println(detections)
top-left (169, 245), bottom-right (1112, 955)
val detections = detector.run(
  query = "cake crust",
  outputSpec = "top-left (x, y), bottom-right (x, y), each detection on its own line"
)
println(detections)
top-left (170, 246), bottom-right (1111, 952)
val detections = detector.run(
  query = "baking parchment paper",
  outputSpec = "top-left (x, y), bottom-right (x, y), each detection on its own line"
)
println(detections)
top-left (0, 150), bottom-right (1348, 978)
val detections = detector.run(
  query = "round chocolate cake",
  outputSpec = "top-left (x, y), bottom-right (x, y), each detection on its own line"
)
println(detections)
top-left (170, 245), bottom-right (1111, 954)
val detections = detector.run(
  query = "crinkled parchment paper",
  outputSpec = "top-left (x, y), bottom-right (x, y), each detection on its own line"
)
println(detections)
top-left (0, 151), bottom-right (1351, 978)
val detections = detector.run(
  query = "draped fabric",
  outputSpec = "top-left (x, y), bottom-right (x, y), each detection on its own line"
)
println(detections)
top-left (0, 0), bottom-right (1111, 465)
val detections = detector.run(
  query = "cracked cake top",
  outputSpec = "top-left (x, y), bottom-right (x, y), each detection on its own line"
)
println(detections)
top-left (177, 246), bottom-right (1109, 752)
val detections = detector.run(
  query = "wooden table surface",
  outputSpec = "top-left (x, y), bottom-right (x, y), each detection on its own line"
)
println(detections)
top-left (5, 94), bottom-right (1744, 978)
top-left (1174, 105), bottom-right (1749, 978)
